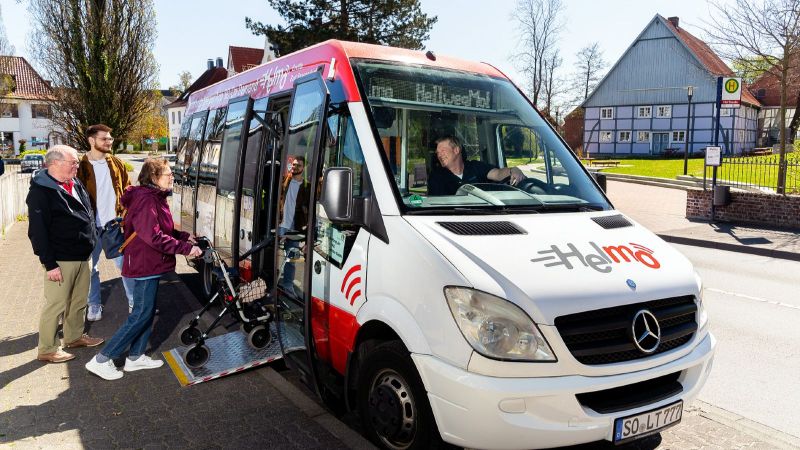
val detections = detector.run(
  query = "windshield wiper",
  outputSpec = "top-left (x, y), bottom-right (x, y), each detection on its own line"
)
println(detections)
top-left (533, 203), bottom-right (607, 213)
top-left (405, 207), bottom-right (506, 215)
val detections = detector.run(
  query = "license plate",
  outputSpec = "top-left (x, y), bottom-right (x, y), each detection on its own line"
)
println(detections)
top-left (613, 400), bottom-right (683, 444)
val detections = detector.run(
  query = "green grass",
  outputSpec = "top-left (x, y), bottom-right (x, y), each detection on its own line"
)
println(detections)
top-left (595, 152), bottom-right (800, 192)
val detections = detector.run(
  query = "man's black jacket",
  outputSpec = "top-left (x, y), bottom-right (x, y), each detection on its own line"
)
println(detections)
top-left (26, 169), bottom-right (96, 270)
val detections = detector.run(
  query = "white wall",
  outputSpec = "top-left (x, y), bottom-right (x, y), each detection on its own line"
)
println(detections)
top-left (167, 105), bottom-right (186, 152)
top-left (0, 99), bottom-right (62, 155)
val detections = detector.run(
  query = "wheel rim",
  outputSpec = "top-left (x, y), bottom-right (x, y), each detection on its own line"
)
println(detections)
top-left (368, 368), bottom-right (417, 449)
top-left (180, 326), bottom-right (201, 345)
top-left (185, 345), bottom-right (209, 368)
top-left (250, 327), bottom-right (271, 349)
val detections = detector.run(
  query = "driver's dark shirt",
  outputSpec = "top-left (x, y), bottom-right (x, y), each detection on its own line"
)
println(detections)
top-left (428, 160), bottom-right (494, 195)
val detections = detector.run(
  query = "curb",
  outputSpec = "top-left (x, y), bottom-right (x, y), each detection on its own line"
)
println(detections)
top-left (657, 233), bottom-right (800, 262)
top-left (692, 400), bottom-right (800, 449)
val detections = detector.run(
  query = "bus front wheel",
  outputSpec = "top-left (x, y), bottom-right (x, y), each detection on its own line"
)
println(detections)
top-left (357, 340), bottom-right (444, 450)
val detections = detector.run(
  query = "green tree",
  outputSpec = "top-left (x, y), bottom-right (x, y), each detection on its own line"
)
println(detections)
top-left (169, 70), bottom-right (192, 94)
top-left (246, 0), bottom-right (437, 55)
top-left (28, 0), bottom-right (159, 151)
top-left (732, 56), bottom-right (778, 84)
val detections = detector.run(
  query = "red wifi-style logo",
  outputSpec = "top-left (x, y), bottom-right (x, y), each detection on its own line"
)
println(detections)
top-left (341, 264), bottom-right (363, 305)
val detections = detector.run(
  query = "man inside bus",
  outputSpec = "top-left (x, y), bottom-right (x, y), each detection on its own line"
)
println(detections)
top-left (277, 155), bottom-right (309, 293)
top-left (427, 135), bottom-right (526, 195)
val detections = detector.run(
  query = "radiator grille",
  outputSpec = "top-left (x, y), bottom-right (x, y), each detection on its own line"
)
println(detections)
top-left (554, 296), bottom-right (697, 365)
top-left (576, 371), bottom-right (683, 414)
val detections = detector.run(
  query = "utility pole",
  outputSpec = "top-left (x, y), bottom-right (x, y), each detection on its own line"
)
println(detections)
top-left (683, 86), bottom-right (693, 175)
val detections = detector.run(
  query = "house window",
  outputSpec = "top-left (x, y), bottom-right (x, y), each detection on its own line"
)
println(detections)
top-left (600, 131), bottom-right (613, 142)
top-left (720, 108), bottom-right (733, 117)
top-left (171, 111), bottom-right (175, 124)
top-left (656, 105), bottom-right (671, 118)
top-left (618, 131), bottom-right (631, 142)
top-left (671, 131), bottom-right (686, 143)
top-left (637, 106), bottom-right (652, 118)
top-left (637, 131), bottom-right (651, 142)
top-left (738, 130), bottom-right (745, 142)
top-left (600, 107), bottom-right (614, 119)
top-left (31, 104), bottom-right (52, 119)
top-left (178, 111), bottom-right (182, 123)
top-left (1, 103), bottom-right (19, 118)
top-left (171, 136), bottom-right (178, 148)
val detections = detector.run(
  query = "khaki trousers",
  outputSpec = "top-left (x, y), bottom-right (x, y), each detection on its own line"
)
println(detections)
top-left (38, 259), bottom-right (90, 354)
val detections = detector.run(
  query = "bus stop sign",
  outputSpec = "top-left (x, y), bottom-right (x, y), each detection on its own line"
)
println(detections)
top-left (721, 77), bottom-right (741, 108)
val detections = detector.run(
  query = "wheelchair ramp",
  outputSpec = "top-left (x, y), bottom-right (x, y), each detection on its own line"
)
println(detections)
top-left (163, 324), bottom-right (283, 387)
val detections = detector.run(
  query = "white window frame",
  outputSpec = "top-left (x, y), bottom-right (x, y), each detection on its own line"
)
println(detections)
top-left (637, 131), bottom-right (651, 142)
top-left (600, 107), bottom-right (614, 119)
top-left (671, 131), bottom-right (686, 143)
top-left (637, 106), bottom-right (652, 118)
top-left (600, 131), bottom-right (613, 142)
top-left (617, 131), bottom-right (631, 142)
top-left (656, 105), bottom-right (672, 118)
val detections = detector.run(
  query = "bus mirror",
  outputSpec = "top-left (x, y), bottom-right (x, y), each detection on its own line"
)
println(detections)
top-left (320, 167), bottom-right (354, 222)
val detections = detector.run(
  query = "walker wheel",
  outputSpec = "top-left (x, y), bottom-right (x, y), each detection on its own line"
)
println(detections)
top-left (184, 344), bottom-right (210, 368)
top-left (240, 323), bottom-right (254, 335)
top-left (247, 325), bottom-right (272, 349)
top-left (179, 325), bottom-right (202, 346)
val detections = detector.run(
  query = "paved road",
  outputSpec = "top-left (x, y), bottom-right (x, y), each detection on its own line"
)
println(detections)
top-left (674, 243), bottom-right (800, 437)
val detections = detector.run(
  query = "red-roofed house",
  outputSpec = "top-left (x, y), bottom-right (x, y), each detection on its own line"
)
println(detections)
top-left (0, 56), bottom-right (65, 155)
top-left (582, 15), bottom-right (761, 156)
top-left (748, 64), bottom-right (800, 146)
top-left (227, 46), bottom-right (264, 76)
top-left (165, 59), bottom-right (228, 151)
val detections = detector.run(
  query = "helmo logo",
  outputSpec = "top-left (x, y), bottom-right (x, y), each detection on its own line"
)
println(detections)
top-left (531, 242), bottom-right (660, 273)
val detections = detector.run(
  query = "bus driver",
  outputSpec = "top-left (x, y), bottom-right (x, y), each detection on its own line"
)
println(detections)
top-left (427, 135), bottom-right (525, 196)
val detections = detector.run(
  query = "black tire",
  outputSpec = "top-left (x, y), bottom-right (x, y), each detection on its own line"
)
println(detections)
top-left (357, 341), bottom-right (444, 450)
top-left (184, 343), bottom-right (210, 368)
top-left (179, 325), bottom-right (202, 346)
top-left (200, 261), bottom-right (217, 301)
top-left (247, 325), bottom-right (272, 349)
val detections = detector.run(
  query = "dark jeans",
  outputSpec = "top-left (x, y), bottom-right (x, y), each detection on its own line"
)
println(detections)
top-left (100, 276), bottom-right (161, 359)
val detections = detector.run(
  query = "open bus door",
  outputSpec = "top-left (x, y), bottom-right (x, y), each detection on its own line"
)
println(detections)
top-left (273, 73), bottom-right (330, 393)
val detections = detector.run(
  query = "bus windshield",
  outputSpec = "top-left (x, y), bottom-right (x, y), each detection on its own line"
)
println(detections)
top-left (353, 60), bottom-right (611, 213)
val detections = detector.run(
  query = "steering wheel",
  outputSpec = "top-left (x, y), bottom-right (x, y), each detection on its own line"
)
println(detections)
top-left (516, 178), bottom-right (548, 195)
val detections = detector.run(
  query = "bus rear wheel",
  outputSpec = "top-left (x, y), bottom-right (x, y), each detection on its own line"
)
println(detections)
top-left (357, 341), bottom-right (443, 450)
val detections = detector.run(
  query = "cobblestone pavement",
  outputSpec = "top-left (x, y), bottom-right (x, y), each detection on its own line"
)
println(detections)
top-left (1, 220), bottom-right (797, 449)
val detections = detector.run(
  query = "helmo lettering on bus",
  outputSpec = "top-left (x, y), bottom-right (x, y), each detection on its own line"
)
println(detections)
top-left (530, 242), bottom-right (661, 273)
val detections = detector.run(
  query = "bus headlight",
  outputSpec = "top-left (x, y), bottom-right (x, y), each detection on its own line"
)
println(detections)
top-left (445, 287), bottom-right (556, 362)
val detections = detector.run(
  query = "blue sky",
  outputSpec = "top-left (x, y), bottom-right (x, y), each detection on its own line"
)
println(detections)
top-left (2, 0), bottom-right (727, 91)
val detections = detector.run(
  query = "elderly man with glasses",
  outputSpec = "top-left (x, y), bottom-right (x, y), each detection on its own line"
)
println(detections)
top-left (26, 145), bottom-right (104, 363)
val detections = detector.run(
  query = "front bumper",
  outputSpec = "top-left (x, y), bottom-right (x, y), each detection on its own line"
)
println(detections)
top-left (413, 332), bottom-right (715, 450)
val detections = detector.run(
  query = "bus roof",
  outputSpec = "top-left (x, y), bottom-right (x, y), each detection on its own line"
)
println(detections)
top-left (185, 40), bottom-right (507, 115)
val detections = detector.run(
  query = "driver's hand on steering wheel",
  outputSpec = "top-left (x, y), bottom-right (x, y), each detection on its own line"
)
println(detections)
top-left (509, 167), bottom-right (525, 185)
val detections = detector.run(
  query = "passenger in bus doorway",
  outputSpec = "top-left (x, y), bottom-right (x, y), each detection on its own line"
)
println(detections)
top-left (277, 156), bottom-right (309, 294)
top-left (428, 135), bottom-right (525, 195)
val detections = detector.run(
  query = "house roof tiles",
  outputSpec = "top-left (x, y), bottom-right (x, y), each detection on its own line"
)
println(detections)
top-left (228, 46), bottom-right (264, 73)
top-left (0, 56), bottom-right (54, 100)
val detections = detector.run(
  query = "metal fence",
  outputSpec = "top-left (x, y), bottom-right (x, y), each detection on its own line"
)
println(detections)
top-left (0, 167), bottom-right (32, 236)
top-left (704, 154), bottom-right (800, 194)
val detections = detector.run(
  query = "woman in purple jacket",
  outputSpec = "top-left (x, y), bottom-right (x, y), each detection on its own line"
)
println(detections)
top-left (86, 158), bottom-right (201, 380)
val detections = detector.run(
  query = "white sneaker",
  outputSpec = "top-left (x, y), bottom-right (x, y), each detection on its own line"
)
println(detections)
top-left (85, 355), bottom-right (123, 380)
top-left (87, 304), bottom-right (103, 322)
top-left (123, 355), bottom-right (164, 372)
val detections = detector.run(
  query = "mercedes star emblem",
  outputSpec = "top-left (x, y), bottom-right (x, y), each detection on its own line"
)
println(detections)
top-left (631, 309), bottom-right (661, 354)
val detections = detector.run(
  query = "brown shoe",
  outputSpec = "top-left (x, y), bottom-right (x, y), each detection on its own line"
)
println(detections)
top-left (37, 349), bottom-right (76, 363)
top-left (64, 334), bottom-right (104, 348)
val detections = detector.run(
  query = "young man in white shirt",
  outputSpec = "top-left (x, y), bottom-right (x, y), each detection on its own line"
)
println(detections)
top-left (77, 124), bottom-right (134, 321)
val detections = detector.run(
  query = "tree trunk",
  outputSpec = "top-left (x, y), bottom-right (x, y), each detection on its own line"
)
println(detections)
top-left (777, 63), bottom-right (788, 194)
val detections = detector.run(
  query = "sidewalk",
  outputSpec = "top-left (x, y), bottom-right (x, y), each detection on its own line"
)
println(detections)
top-left (0, 221), bottom-right (372, 450)
top-left (606, 180), bottom-right (800, 261)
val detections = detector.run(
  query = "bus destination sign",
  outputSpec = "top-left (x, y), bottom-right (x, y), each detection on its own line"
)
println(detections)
top-left (369, 77), bottom-right (493, 110)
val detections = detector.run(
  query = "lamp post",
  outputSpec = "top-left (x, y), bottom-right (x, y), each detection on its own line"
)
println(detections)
top-left (683, 85), bottom-right (694, 175)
